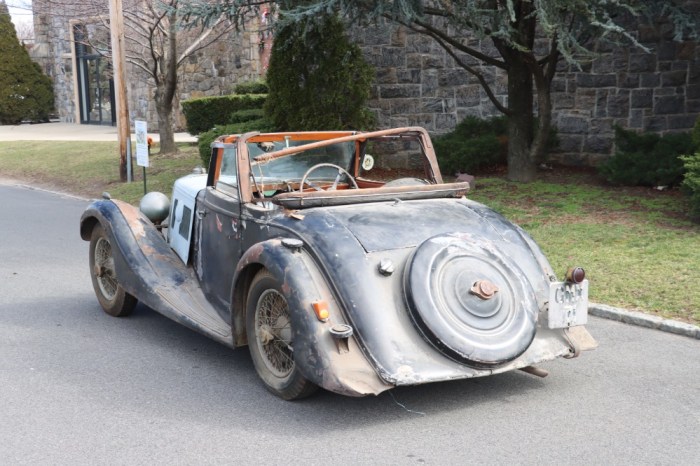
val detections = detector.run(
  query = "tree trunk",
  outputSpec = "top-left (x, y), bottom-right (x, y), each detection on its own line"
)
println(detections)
top-left (154, 86), bottom-right (177, 154)
top-left (506, 56), bottom-right (535, 182)
top-left (154, 10), bottom-right (179, 155)
top-left (157, 105), bottom-right (176, 153)
top-left (154, 83), bottom-right (177, 154)
top-left (530, 79), bottom-right (552, 166)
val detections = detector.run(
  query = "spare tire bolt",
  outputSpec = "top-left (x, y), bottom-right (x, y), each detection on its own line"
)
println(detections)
top-left (470, 280), bottom-right (499, 300)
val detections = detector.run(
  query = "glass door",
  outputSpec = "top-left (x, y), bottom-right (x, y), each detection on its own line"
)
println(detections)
top-left (74, 24), bottom-right (116, 126)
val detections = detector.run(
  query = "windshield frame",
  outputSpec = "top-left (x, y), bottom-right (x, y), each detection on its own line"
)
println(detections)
top-left (211, 127), bottom-right (443, 204)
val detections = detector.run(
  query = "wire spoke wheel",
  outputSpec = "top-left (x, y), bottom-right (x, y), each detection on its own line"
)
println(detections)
top-left (88, 224), bottom-right (137, 317)
top-left (246, 269), bottom-right (317, 400)
top-left (255, 289), bottom-right (295, 378)
top-left (94, 237), bottom-right (118, 301)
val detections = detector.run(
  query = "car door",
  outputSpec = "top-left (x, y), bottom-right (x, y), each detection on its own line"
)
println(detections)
top-left (194, 145), bottom-right (243, 319)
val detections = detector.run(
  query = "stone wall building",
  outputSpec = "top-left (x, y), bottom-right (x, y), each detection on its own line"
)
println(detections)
top-left (31, 2), bottom-right (699, 165)
top-left (30, 0), bottom-right (267, 130)
top-left (350, 14), bottom-right (700, 166)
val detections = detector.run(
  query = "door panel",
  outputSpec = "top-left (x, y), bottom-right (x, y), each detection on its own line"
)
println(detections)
top-left (195, 187), bottom-right (242, 317)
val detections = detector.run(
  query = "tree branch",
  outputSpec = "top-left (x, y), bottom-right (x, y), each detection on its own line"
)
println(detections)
top-left (422, 28), bottom-right (512, 116)
top-left (411, 17), bottom-right (506, 69)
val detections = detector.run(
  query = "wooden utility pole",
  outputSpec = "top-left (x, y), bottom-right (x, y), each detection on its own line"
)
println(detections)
top-left (109, 0), bottom-right (131, 182)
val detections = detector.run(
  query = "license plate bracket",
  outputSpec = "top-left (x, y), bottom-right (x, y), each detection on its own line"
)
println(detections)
top-left (547, 280), bottom-right (589, 329)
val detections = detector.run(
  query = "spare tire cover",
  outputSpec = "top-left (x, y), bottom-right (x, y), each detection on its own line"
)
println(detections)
top-left (405, 233), bottom-right (538, 367)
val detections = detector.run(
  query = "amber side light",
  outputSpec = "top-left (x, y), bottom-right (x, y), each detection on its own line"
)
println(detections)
top-left (312, 301), bottom-right (329, 321)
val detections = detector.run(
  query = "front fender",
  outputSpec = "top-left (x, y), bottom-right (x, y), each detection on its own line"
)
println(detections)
top-left (80, 199), bottom-right (169, 301)
top-left (80, 200), bottom-right (237, 345)
top-left (80, 199), bottom-right (189, 296)
top-left (233, 239), bottom-right (392, 397)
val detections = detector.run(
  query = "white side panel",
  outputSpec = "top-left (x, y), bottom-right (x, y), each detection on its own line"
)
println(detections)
top-left (168, 175), bottom-right (207, 263)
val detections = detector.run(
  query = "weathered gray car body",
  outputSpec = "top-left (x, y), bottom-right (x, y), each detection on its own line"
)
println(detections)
top-left (80, 127), bottom-right (595, 397)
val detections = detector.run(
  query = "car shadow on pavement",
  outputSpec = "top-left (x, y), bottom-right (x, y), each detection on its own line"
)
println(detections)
top-left (5, 294), bottom-right (556, 432)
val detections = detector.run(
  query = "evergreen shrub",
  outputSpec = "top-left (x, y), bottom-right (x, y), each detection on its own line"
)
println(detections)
top-left (0, 10), bottom-right (54, 124)
top-left (264, 15), bottom-right (374, 131)
top-left (433, 116), bottom-right (508, 175)
top-left (599, 126), bottom-right (697, 187)
top-left (681, 117), bottom-right (700, 222)
top-left (681, 152), bottom-right (700, 221)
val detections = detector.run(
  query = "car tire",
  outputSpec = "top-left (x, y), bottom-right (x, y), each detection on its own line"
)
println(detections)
top-left (246, 269), bottom-right (317, 400)
top-left (89, 224), bottom-right (137, 317)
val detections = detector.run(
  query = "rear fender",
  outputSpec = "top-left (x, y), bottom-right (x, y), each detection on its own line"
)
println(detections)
top-left (232, 239), bottom-right (392, 397)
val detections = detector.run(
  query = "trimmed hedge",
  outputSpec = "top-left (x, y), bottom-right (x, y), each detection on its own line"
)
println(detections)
top-left (182, 94), bottom-right (266, 135)
top-left (234, 80), bottom-right (269, 95)
top-left (197, 118), bottom-right (275, 168)
top-left (229, 108), bottom-right (265, 124)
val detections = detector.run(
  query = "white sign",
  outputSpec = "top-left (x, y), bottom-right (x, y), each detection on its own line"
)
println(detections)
top-left (135, 120), bottom-right (149, 167)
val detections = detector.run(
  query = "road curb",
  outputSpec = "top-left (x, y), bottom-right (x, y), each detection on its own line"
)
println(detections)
top-left (589, 303), bottom-right (700, 339)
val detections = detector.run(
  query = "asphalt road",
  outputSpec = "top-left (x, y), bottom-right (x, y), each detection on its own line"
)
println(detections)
top-left (1, 182), bottom-right (698, 465)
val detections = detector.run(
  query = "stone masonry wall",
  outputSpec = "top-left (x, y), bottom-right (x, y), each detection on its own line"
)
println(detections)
top-left (32, 5), bottom-right (77, 123)
top-left (31, 1), bottom-right (265, 131)
top-left (350, 19), bottom-right (700, 167)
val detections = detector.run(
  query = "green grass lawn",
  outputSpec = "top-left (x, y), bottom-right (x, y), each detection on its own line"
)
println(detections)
top-left (0, 141), bottom-right (202, 204)
top-left (470, 176), bottom-right (699, 324)
top-left (1, 141), bottom-right (698, 324)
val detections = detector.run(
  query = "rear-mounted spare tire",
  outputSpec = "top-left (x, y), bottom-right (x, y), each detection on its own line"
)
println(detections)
top-left (405, 233), bottom-right (537, 367)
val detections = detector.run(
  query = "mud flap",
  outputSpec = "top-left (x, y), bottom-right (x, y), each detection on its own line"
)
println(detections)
top-left (565, 325), bottom-right (598, 353)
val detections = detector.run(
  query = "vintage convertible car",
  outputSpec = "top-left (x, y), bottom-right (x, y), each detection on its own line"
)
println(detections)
top-left (80, 127), bottom-right (596, 400)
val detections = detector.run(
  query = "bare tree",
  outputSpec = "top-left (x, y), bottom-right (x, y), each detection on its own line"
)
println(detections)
top-left (13, 18), bottom-right (33, 42)
top-left (6, 0), bottom-right (34, 41)
top-left (34, 0), bottom-right (245, 153)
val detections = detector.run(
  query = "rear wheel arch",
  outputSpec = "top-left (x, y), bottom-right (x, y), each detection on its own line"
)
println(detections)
top-left (231, 262), bottom-right (264, 347)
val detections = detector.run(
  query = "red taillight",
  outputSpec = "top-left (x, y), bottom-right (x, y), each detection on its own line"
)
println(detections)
top-left (565, 267), bottom-right (586, 284)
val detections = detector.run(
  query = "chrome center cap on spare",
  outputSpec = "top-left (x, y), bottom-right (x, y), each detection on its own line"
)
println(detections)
top-left (470, 279), bottom-right (499, 300)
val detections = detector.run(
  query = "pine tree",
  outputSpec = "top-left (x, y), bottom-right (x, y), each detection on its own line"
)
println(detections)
top-left (0, 1), bottom-right (54, 125)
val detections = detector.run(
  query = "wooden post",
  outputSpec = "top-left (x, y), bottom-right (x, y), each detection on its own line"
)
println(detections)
top-left (109, 0), bottom-right (131, 182)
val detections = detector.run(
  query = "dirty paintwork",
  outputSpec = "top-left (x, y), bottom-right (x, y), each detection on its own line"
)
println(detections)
top-left (80, 127), bottom-right (595, 399)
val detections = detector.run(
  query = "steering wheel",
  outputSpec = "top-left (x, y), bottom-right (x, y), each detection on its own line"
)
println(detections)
top-left (299, 163), bottom-right (359, 193)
